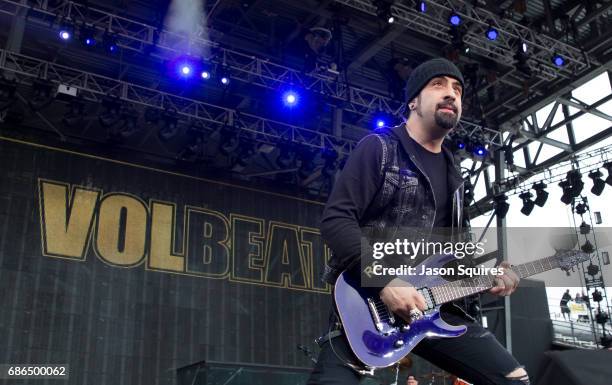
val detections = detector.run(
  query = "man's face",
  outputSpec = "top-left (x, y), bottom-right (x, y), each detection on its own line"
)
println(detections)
top-left (412, 76), bottom-right (463, 132)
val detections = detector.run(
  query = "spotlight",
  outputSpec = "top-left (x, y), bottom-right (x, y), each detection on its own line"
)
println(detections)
top-left (575, 201), bottom-right (588, 215)
top-left (514, 40), bottom-right (531, 76)
top-left (80, 26), bottom-right (96, 47)
top-left (473, 143), bottom-right (487, 157)
top-left (450, 26), bottom-right (468, 55)
top-left (218, 126), bottom-right (239, 156)
top-left (486, 27), bottom-right (498, 41)
top-left (449, 12), bottom-right (461, 26)
top-left (28, 79), bottom-right (54, 111)
top-left (103, 32), bottom-right (118, 53)
top-left (375, 1), bottom-right (394, 24)
top-left (158, 109), bottom-right (179, 141)
top-left (282, 90), bottom-right (299, 107)
top-left (58, 22), bottom-right (73, 41)
top-left (494, 194), bottom-right (509, 219)
top-left (201, 70), bottom-right (211, 80)
top-left (559, 180), bottom-right (573, 205)
top-left (98, 96), bottom-right (122, 127)
top-left (567, 170), bottom-right (584, 198)
top-left (581, 241), bottom-right (595, 254)
top-left (552, 55), bottom-right (565, 67)
top-left (604, 162), bottom-right (612, 185)
top-left (62, 98), bottom-right (86, 127)
top-left (376, 119), bottom-right (386, 129)
top-left (180, 64), bottom-right (193, 77)
top-left (276, 141), bottom-right (296, 168)
top-left (533, 182), bottom-right (549, 207)
top-left (218, 66), bottom-right (231, 86)
top-left (519, 191), bottom-right (535, 216)
top-left (417, 1), bottom-right (426, 13)
top-left (453, 137), bottom-right (466, 150)
top-left (589, 169), bottom-right (606, 196)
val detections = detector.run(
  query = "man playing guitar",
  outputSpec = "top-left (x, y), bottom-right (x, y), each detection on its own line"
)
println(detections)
top-left (306, 58), bottom-right (529, 385)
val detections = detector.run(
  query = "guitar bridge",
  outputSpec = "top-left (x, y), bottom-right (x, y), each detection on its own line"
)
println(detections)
top-left (367, 298), bottom-right (384, 332)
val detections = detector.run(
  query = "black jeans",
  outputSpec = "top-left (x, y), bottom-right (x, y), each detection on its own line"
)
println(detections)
top-left (306, 305), bottom-right (528, 385)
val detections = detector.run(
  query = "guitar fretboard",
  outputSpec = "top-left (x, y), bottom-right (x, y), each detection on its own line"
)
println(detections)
top-left (429, 256), bottom-right (560, 306)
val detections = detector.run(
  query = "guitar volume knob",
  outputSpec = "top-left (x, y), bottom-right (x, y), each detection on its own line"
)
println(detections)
top-left (394, 340), bottom-right (404, 348)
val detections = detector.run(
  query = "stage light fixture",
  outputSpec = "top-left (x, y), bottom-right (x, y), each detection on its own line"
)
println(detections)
top-left (532, 182), bottom-right (548, 207)
top-left (282, 90), bottom-right (299, 107)
top-left (552, 55), bottom-right (565, 67)
top-left (375, 1), bottom-right (395, 24)
top-left (449, 12), bottom-right (461, 26)
top-left (472, 143), bottom-right (487, 157)
top-left (575, 201), bottom-right (588, 215)
top-left (494, 194), bottom-right (510, 219)
top-left (201, 70), bottom-right (211, 79)
top-left (98, 96), bottom-right (122, 127)
top-left (158, 110), bottom-right (179, 141)
top-left (276, 142), bottom-right (296, 168)
top-left (417, 1), bottom-right (426, 13)
top-left (28, 79), bottom-right (54, 111)
top-left (486, 27), bottom-right (498, 41)
top-left (453, 137), bottom-right (466, 150)
top-left (219, 126), bottom-right (240, 156)
top-left (567, 170), bottom-right (584, 198)
top-left (604, 162), bottom-right (612, 185)
top-left (559, 180), bottom-right (573, 205)
top-left (80, 26), bottom-right (96, 47)
top-left (58, 22), bottom-right (73, 41)
top-left (103, 32), bottom-right (118, 53)
top-left (514, 40), bottom-right (531, 76)
top-left (519, 191), bottom-right (535, 216)
top-left (589, 169), bottom-right (606, 196)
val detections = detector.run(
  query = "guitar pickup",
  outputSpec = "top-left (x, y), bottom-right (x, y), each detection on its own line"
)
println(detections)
top-left (417, 287), bottom-right (436, 310)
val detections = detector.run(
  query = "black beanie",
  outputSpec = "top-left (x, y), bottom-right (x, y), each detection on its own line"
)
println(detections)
top-left (405, 58), bottom-right (465, 103)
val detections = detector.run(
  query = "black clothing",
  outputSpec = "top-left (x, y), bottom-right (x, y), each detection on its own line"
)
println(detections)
top-left (320, 125), bottom-right (466, 287)
top-left (408, 134), bottom-right (450, 227)
top-left (309, 124), bottom-right (527, 385)
top-left (307, 306), bottom-right (525, 385)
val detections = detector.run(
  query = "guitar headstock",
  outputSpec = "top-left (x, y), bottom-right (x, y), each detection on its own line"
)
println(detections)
top-left (555, 250), bottom-right (591, 274)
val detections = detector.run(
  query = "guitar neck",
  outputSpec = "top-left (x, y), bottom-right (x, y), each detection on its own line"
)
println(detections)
top-left (430, 256), bottom-right (560, 306)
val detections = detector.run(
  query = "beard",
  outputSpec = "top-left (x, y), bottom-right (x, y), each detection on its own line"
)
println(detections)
top-left (434, 109), bottom-right (459, 130)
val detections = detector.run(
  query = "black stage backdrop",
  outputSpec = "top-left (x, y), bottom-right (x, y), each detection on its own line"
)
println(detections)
top-left (0, 135), bottom-right (332, 384)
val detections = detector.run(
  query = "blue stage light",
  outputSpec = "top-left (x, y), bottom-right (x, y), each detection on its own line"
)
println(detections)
top-left (418, 1), bottom-right (426, 13)
top-left (486, 28), bottom-right (498, 41)
top-left (449, 13), bottom-right (461, 26)
top-left (180, 64), bottom-right (192, 77)
top-left (59, 30), bottom-right (71, 41)
top-left (221, 76), bottom-right (230, 85)
top-left (283, 90), bottom-right (299, 107)
top-left (473, 145), bottom-right (487, 157)
top-left (201, 70), bottom-right (211, 79)
top-left (104, 33), bottom-right (118, 53)
top-left (552, 55), bottom-right (565, 67)
top-left (376, 119), bottom-right (385, 129)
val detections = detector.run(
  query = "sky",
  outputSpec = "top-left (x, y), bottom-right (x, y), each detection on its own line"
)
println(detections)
top-left (462, 71), bottom-right (612, 317)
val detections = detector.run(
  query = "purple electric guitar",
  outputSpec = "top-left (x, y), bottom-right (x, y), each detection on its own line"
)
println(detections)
top-left (334, 250), bottom-right (589, 369)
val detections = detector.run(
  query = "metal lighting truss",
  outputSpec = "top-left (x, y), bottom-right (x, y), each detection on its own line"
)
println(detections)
top-left (0, 49), bottom-right (357, 154)
top-left (333, 0), bottom-right (593, 81)
top-left (465, 70), bottom-right (612, 218)
top-left (0, 0), bottom-right (503, 147)
top-left (495, 143), bottom-right (612, 198)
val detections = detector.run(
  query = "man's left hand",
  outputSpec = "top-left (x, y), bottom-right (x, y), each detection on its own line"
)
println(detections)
top-left (489, 261), bottom-right (519, 296)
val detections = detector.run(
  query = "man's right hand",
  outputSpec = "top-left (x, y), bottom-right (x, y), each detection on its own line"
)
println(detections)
top-left (379, 278), bottom-right (427, 322)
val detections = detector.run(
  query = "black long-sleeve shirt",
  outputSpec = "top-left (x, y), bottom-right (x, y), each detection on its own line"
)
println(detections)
top-left (320, 134), bottom-right (384, 274)
top-left (320, 126), bottom-right (451, 284)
